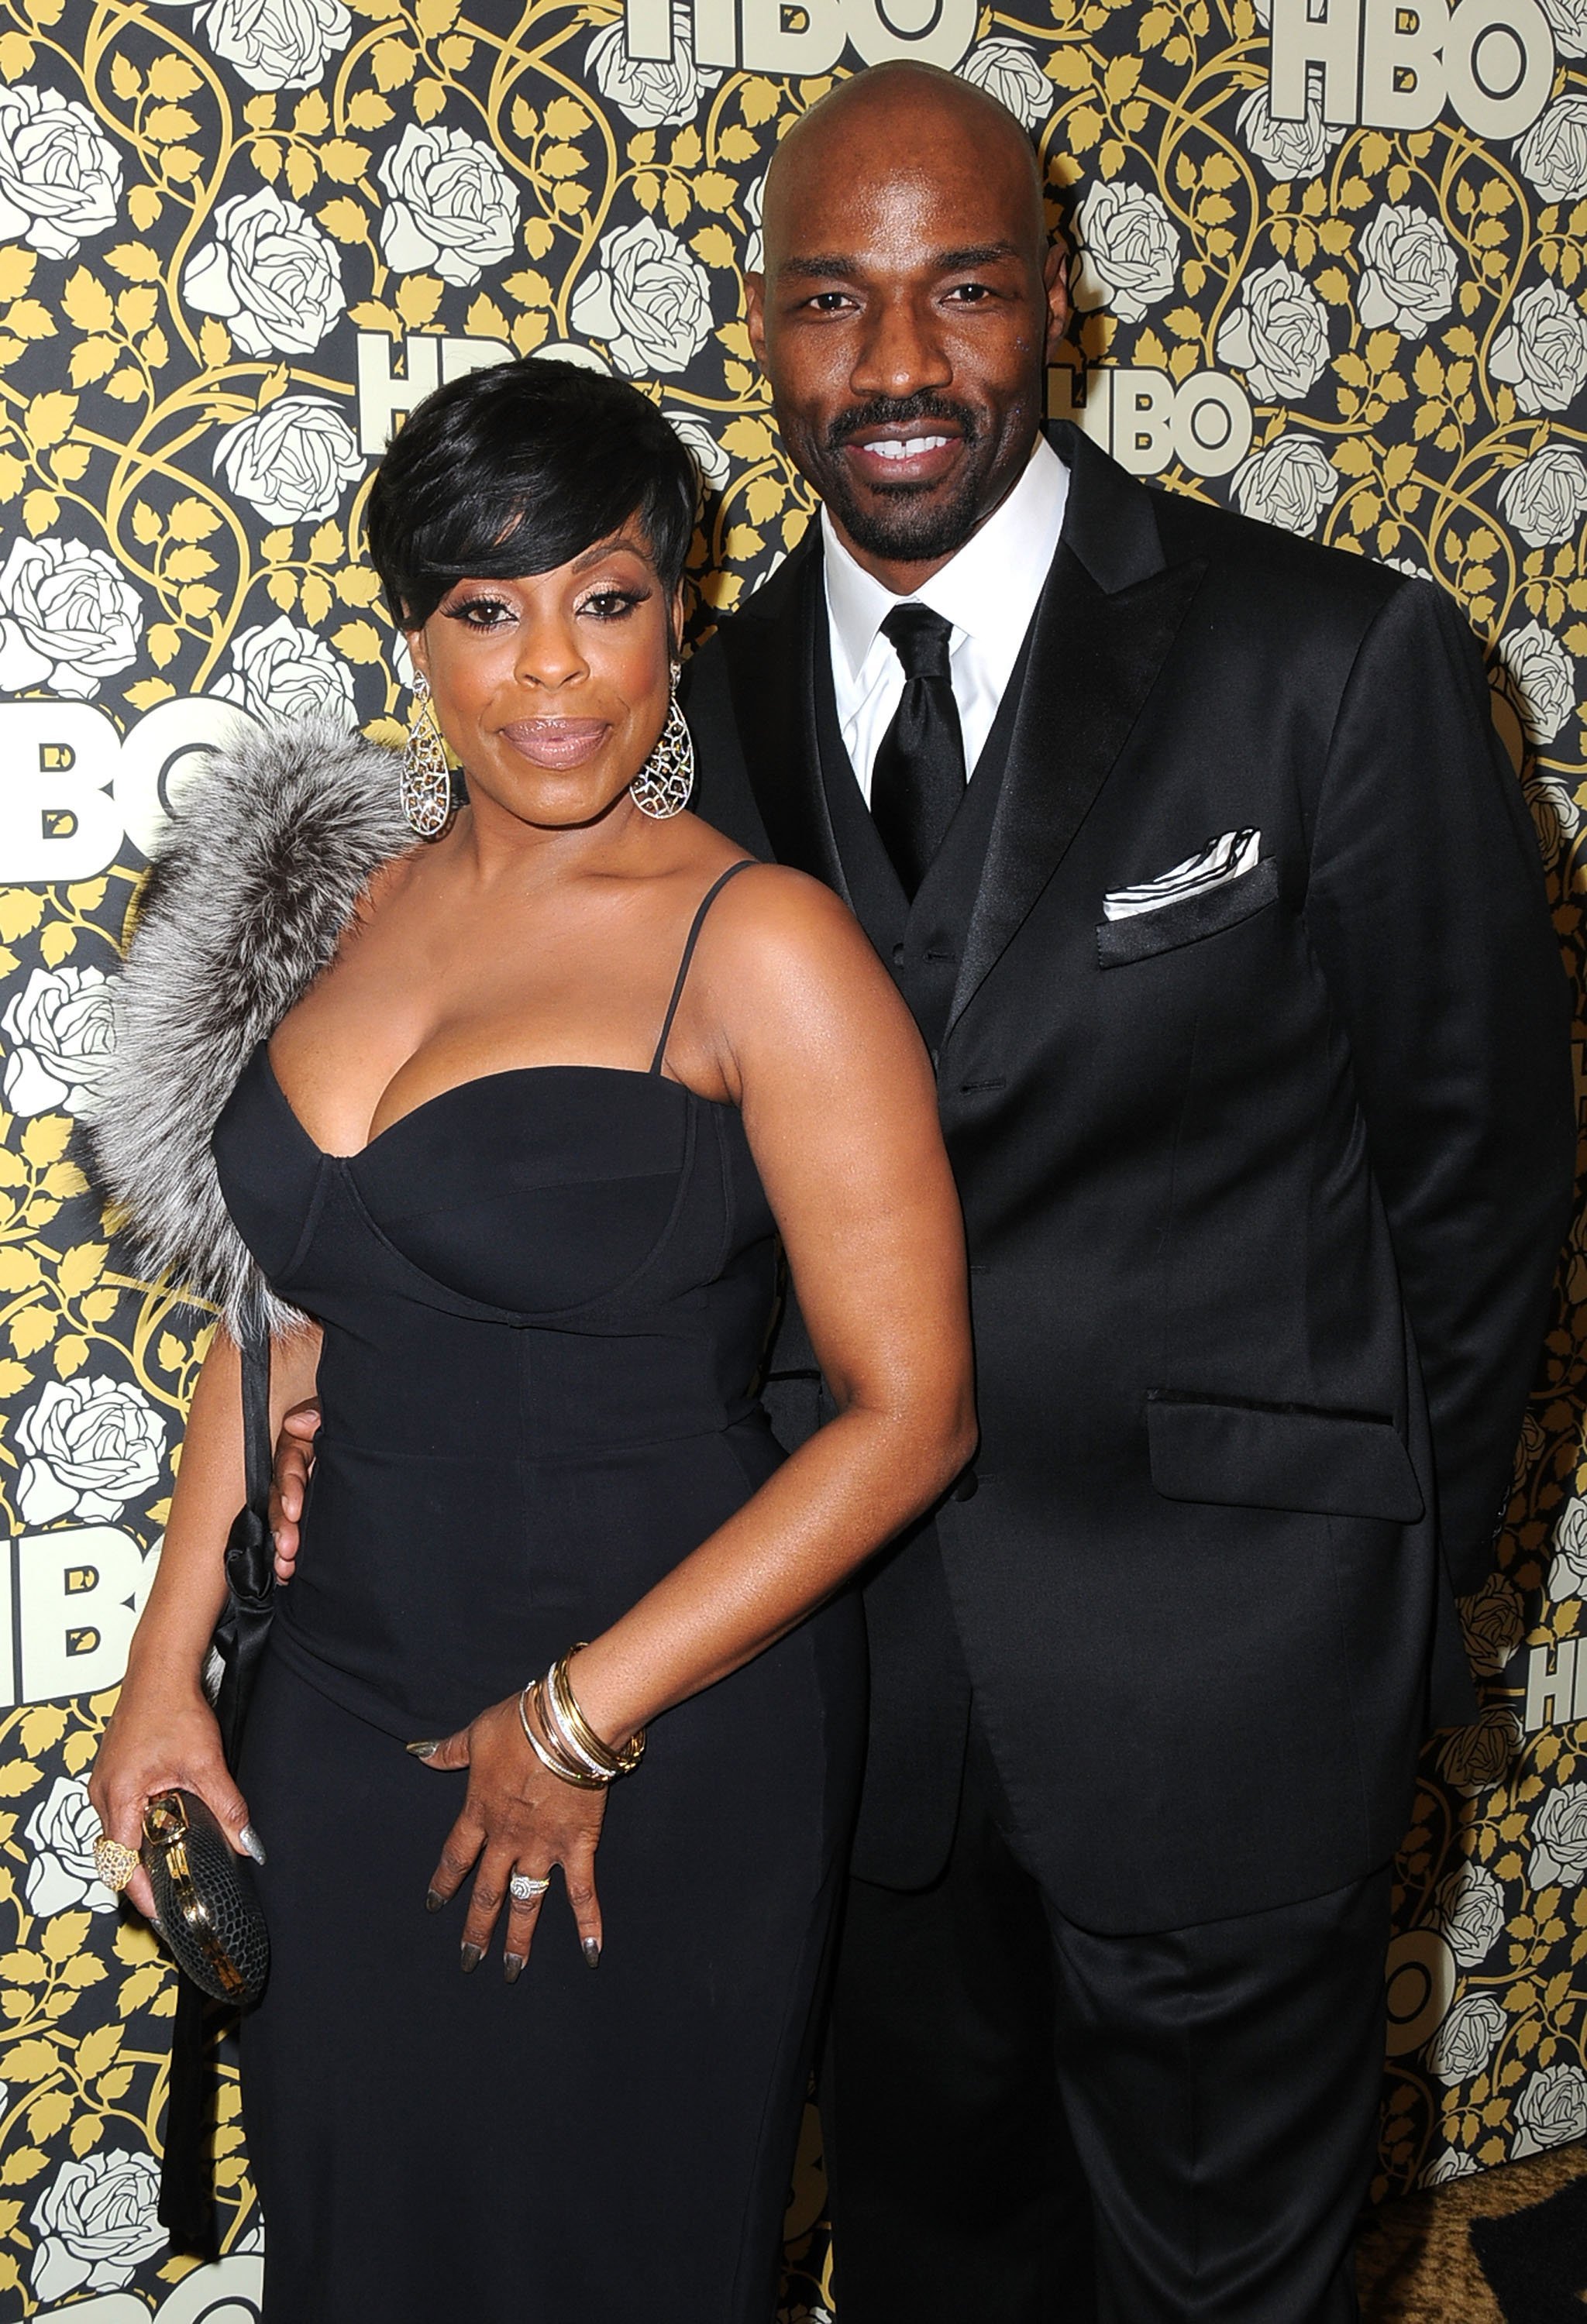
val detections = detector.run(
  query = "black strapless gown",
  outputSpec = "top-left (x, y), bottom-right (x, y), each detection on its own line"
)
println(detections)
top-left (211, 871), bottom-right (866, 2322)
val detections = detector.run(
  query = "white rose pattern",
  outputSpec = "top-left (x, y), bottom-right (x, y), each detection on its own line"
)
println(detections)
top-left (1215, 262), bottom-right (1331, 402)
top-left (664, 408), bottom-right (731, 492)
top-left (1527, 1779), bottom-right (1587, 1887)
top-left (1491, 279), bottom-right (1587, 414)
top-left (2, 962), bottom-right (115, 1116)
top-left (1355, 205), bottom-right (1458, 340)
top-left (1499, 617), bottom-right (1577, 744)
top-left (1231, 433), bottom-right (1341, 531)
top-left (1528, 772), bottom-right (1583, 870)
top-left (957, 39), bottom-right (1054, 131)
top-left (213, 394), bottom-right (364, 525)
top-left (1549, 1495), bottom-right (1587, 1600)
top-left (570, 216), bottom-right (712, 375)
top-left (0, 85), bottom-right (122, 261)
top-left (23, 1775), bottom-right (116, 1919)
top-left (1428, 1991), bottom-right (1510, 2082)
top-left (195, 0), bottom-right (352, 91)
top-left (1516, 93), bottom-right (1587, 201)
top-left (0, 0), bottom-right (1580, 2250)
top-left (15, 1374), bottom-right (164, 1524)
top-left (0, 535), bottom-right (143, 700)
top-left (1538, 0), bottom-right (1587, 57)
top-left (213, 610), bottom-right (357, 725)
top-left (30, 2149), bottom-right (166, 2304)
top-left (742, 168), bottom-right (765, 275)
top-left (1421, 2147), bottom-right (1481, 2187)
top-left (1435, 1859), bottom-right (1508, 1967)
top-left (1513, 2061), bottom-right (1587, 2157)
top-left (585, 2), bottom-right (721, 129)
top-left (1234, 86), bottom-right (1344, 181)
top-left (1071, 180), bottom-right (1180, 323)
top-left (182, 186), bottom-right (346, 356)
top-left (1497, 446), bottom-right (1587, 547)
top-left (378, 122), bottom-right (519, 287)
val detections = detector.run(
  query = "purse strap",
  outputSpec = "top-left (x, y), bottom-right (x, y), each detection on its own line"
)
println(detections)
top-left (215, 1297), bottom-right (275, 1765)
top-left (160, 1291), bottom-right (275, 2253)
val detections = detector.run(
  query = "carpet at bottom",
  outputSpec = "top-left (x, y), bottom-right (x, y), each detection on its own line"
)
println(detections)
top-left (1470, 2172), bottom-right (1587, 2322)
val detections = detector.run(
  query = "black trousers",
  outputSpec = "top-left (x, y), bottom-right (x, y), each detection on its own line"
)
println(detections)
top-left (823, 1731), bottom-right (1391, 2323)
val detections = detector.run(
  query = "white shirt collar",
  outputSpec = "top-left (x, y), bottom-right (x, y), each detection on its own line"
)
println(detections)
top-left (821, 434), bottom-right (1069, 686)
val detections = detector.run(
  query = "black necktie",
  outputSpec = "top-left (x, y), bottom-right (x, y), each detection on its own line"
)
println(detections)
top-left (869, 604), bottom-right (967, 900)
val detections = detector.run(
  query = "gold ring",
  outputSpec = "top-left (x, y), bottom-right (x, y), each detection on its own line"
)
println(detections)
top-left (93, 1836), bottom-right (139, 1894)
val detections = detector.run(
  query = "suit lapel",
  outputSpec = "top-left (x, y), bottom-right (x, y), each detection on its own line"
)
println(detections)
top-left (717, 538), bottom-right (851, 905)
top-left (945, 434), bottom-right (1207, 1040)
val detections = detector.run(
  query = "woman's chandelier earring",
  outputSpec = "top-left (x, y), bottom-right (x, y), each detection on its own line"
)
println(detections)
top-left (400, 674), bottom-right (453, 839)
top-left (628, 663), bottom-right (695, 820)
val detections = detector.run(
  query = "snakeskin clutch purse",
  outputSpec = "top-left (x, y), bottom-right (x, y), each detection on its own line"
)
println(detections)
top-left (142, 1789), bottom-right (270, 2007)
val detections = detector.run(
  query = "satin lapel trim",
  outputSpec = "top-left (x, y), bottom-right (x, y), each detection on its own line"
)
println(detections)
top-left (721, 547), bottom-right (850, 902)
top-left (945, 542), bottom-right (1208, 1041)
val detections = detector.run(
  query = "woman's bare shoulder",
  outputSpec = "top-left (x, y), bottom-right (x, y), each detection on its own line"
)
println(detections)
top-left (707, 858), bottom-right (866, 938)
top-left (699, 859), bottom-right (882, 988)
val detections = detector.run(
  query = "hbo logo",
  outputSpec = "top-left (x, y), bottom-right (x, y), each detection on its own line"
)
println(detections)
top-left (0, 696), bottom-right (261, 882)
top-left (625, 0), bottom-right (977, 76)
top-left (1049, 366), bottom-right (1255, 480)
top-left (1271, 0), bottom-right (1554, 137)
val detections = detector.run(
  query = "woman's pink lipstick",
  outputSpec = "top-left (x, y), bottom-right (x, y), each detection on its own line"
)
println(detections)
top-left (499, 718), bottom-right (610, 769)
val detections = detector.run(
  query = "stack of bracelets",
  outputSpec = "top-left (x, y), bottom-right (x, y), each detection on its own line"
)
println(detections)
top-left (519, 1645), bottom-right (646, 1789)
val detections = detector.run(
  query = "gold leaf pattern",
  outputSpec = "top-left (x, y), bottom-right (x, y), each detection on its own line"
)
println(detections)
top-left (0, 0), bottom-right (1578, 2311)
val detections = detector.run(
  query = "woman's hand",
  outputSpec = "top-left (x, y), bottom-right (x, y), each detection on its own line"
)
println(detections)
top-left (417, 1693), bottom-right (608, 1980)
top-left (88, 1683), bottom-right (261, 1924)
top-left (268, 1397), bottom-right (322, 1583)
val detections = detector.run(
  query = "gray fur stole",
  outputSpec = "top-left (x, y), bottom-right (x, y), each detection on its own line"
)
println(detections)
top-left (90, 713), bottom-right (415, 1336)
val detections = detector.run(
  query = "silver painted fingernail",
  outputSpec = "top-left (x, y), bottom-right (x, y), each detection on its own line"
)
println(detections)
top-left (460, 1941), bottom-right (483, 1973)
top-left (405, 1740), bottom-right (440, 1759)
top-left (503, 1954), bottom-right (524, 1984)
top-left (425, 1888), bottom-right (446, 1913)
top-left (239, 1825), bottom-right (266, 1865)
top-left (583, 1938), bottom-right (601, 1969)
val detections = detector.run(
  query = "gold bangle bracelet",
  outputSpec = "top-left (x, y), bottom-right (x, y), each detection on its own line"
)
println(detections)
top-left (518, 1681), bottom-right (607, 1790)
top-left (550, 1652), bottom-right (645, 1779)
top-left (539, 1668), bottom-right (613, 1783)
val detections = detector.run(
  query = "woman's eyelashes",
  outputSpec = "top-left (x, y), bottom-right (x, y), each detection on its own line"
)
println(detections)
top-left (445, 593), bottom-right (515, 630)
top-left (440, 584), bottom-right (649, 630)
top-left (577, 586), bottom-right (649, 621)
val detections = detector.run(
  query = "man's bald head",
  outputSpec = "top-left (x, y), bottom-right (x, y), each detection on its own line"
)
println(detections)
top-left (745, 61), bottom-right (1065, 589)
top-left (762, 63), bottom-right (1046, 277)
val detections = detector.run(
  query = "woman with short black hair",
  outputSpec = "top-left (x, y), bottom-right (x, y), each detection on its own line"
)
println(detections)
top-left (86, 356), bottom-right (974, 2322)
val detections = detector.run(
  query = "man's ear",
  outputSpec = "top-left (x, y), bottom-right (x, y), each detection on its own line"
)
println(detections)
top-left (1041, 243), bottom-right (1072, 363)
top-left (745, 270), bottom-right (768, 375)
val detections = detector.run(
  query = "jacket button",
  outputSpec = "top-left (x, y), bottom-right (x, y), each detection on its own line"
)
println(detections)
top-left (892, 942), bottom-right (905, 966)
top-left (952, 1469), bottom-right (979, 1501)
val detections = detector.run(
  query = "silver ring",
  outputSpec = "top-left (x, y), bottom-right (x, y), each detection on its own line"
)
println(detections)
top-left (509, 1872), bottom-right (551, 1903)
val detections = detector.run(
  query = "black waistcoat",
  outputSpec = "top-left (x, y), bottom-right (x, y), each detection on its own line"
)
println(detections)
top-left (811, 600), bottom-right (1037, 1050)
top-left (807, 595), bottom-right (1040, 1889)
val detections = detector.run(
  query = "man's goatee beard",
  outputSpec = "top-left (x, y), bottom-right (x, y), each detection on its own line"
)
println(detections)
top-left (800, 393), bottom-right (989, 566)
top-left (824, 466), bottom-right (988, 565)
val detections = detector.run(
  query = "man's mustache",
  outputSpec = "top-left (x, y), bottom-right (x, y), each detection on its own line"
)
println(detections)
top-left (824, 394), bottom-right (982, 454)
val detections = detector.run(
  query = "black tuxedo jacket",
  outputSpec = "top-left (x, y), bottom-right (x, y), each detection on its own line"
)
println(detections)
top-left (683, 425), bottom-right (1573, 1934)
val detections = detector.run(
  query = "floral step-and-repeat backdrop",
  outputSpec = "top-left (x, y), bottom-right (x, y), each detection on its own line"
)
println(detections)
top-left (0, 0), bottom-right (1581, 2313)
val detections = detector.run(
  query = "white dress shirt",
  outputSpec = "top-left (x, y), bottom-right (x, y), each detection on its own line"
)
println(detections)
top-left (821, 435), bottom-right (1069, 803)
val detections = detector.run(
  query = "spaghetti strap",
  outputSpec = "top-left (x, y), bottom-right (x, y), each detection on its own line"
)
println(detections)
top-left (649, 859), bottom-right (757, 1075)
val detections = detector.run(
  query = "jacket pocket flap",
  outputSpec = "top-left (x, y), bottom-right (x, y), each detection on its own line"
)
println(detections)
top-left (1147, 1391), bottom-right (1424, 1523)
top-left (1097, 855), bottom-right (1279, 968)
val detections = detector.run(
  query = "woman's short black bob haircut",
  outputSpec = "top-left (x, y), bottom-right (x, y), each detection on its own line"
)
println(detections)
top-left (366, 357), bottom-right (699, 634)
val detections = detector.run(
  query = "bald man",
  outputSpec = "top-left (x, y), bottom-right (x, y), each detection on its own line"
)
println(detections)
top-left (679, 60), bottom-right (1573, 2324)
